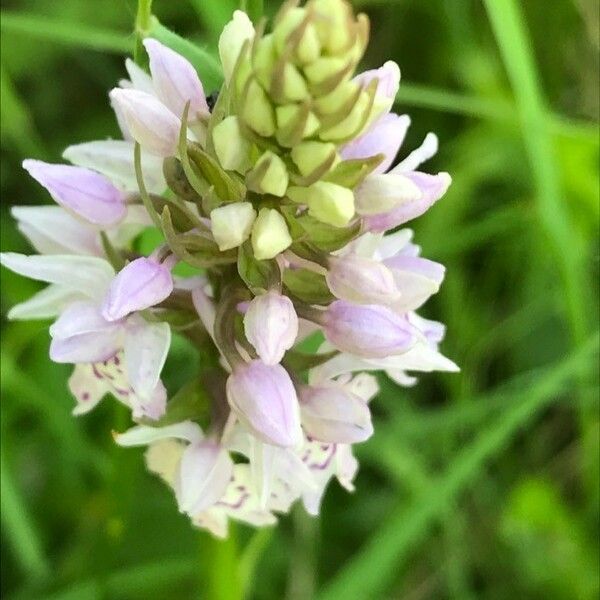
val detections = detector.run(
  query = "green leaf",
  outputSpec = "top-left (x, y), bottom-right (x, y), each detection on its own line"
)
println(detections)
top-left (189, 0), bottom-right (237, 38)
top-left (149, 17), bottom-right (223, 91)
top-left (237, 241), bottom-right (281, 293)
top-left (323, 154), bottom-right (384, 188)
top-left (1, 12), bottom-right (133, 53)
top-left (283, 268), bottom-right (334, 305)
top-left (484, 0), bottom-right (589, 352)
top-left (1, 448), bottom-right (50, 581)
top-left (187, 142), bottom-right (246, 202)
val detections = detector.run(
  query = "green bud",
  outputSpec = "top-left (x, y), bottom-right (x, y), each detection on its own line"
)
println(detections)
top-left (210, 202), bottom-right (257, 251)
top-left (319, 81), bottom-right (377, 141)
top-left (242, 79), bottom-right (276, 137)
top-left (276, 104), bottom-right (321, 146)
top-left (288, 182), bottom-right (355, 227)
top-left (253, 34), bottom-right (277, 90)
top-left (251, 208), bottom-right (293, 260)
top-left (311, 0), bottom-right (355, 54)
top-left (212, 116), bottom-right (251, 172)
top-left (291, 142), bottom-right (337, 177)
top-left (304, 57), bottom-right (349, 85)
top-left (247, 150), bottom-right (289, 197)
top-left (219, 10), bottom-right (255, 85)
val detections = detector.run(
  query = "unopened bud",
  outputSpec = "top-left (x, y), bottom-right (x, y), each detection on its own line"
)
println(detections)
top-left (226, 360), bottom-right (302, 447)
top-left (251, 208), bottom-right (293, 260)
top-left (210, 202), bottom-right (257, 251)
top-left (213, 116), bottom-right (251, 172)
top-left (291, 142), bottom-right (337, 177)
top-left (244, 290), bottom-right (298, 365)
top-left (324, 300), bottom-right (417, 358)
top-left (247, 151), bottom-right (289, 197)
top-left (219, 10), bottom-right (255, 85)
top-left (288, 182), bottom-right (354, 227)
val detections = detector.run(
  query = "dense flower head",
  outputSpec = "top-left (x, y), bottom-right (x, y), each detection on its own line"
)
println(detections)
top-left (0, 0), bottom-right (457, 538)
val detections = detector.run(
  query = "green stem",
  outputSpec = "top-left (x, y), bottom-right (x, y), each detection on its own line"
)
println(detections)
top-left (200, 528), bottom-right (243, 600)
top-left (134, 0), bottom-right (153, 65)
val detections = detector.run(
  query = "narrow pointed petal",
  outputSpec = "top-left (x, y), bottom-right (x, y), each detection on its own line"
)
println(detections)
top-left (0, 253), bottom-right (114, 298)
top-left (115, 421), bottom-right (204, 446)
top-left (102, 257), bottom-right (173, 321)
top-left (144, 39), bottom-right (209, 121)
top-left (11, 206), bottom-right (99, 256)
top-left (63, 140), bottom-right (166, 194)
top-left (176, 441), bottom-right (233, 514)
top-left (392, 132), bottom-right (438, 174)
top-left (7, 284), bottom-right (82, 321)
top-left (23, 160), bottom-right (126, 226)
top-left (124, 320), bottom-right (171, 399)
top-left (124, 58), bottom-right (155, 93)
top-left (109, 88), bottom-right (180, 157)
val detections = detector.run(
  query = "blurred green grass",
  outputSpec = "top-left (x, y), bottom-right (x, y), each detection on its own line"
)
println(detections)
top-left (1, 0), bottom-right (598, 599)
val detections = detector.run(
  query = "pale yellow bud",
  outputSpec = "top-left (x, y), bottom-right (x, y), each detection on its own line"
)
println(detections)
top-left (211, 202), bottom-right (257, 251)
top-left (251, 208), bottom-right (293, 260)
top-left (319, 88), bottom-right (372, 141)
top-left (315, 81), bottom-right (359, 115)
top-left (304, 57), bottom-right (349, 85)
top-left (288, 182), bottom-right (354, 227)
top-left (213, 116), bottom-right (251, 172)
top-left (291, 141), bottom-right (337, 177)
top-left (253, 35), bottom-right (277, 90)
top-left (248, 151), bottom-right (289, 197)
top-left (242, 80), bottom-right (276, 137)
top-left (282, 63), bottom-right (310, 102)
top-left (219, 10), bottom-right (255, 85)
top-left (276, 105), bottom-right (321, 140)
top-left (311, 0), bottom-right (354, 54)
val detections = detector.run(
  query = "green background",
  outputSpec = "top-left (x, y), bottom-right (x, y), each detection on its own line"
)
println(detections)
top-left (1, 0), bottom-right (598, 598)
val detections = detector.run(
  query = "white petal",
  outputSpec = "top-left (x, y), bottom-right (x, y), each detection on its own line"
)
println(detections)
top-left (7, 284), bottom-right (83, 321)
top-left (177, 442), bottom-right (233, 514)
top-left (114, 421), bottom-right (204, 446)
top-left (12, 206), bottom-right (99, 256)
top-left (0, 253), bottom-right (114, 298)
top-left (124, 58), bottom-right (155, 94)
top-left (123, 319), bottom-right (171, 399)
top-left (63, 140), bottom-right (166, 194)
top-left (392, 133), bottom-right (438, 174)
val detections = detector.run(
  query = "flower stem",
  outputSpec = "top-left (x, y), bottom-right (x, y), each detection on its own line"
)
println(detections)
top-left (134, 0), bottom-right (153, 65)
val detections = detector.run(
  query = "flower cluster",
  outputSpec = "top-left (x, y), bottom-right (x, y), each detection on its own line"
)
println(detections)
top-left (1, 0), bottom-right (457, 537)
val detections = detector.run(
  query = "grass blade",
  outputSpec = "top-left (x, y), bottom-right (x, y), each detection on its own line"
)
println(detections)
top-left (1, 448), bottom-right (50, 581)
top-left (482, 0), bottom-right (590, 347)
top-left (1, 12), bottom-right (133, 53)
top-left (318, 333), bottom-right (599, 600)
